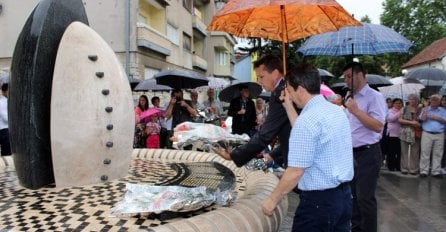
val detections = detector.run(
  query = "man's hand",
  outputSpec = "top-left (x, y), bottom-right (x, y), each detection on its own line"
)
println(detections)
top-left (213, 147), bottom-right (232, 160)
top-left (345, 97), bottom-right (360, 115)
top-left (262, 197), bottom-right (277, 216)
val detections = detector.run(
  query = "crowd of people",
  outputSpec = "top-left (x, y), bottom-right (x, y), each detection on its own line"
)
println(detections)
top-left (132, 54), bottom-right (446, 231)
top-left (133, 86), bottom-right (268, 149)
top-left (380, 94), bottom-right (446, 177)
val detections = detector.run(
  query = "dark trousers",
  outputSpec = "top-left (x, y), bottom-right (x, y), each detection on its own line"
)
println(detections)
top-left (351, 143), bottom-right (381, 232)
top-left (292, 183), bottom-right (352, 232)
top-left (0, 128), bottom-right (11, 156)
top-left (386, 137), bottom-right (401, 171)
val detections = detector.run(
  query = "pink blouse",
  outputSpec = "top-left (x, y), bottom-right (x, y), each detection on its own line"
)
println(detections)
top-left (386, 107), bottom-right (401, 137)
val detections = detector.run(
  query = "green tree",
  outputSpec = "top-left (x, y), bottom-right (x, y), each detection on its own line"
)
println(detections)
top-left (380, 0), bottom-right (446, 75)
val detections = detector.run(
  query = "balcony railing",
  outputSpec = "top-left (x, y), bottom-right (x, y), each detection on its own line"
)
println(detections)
top-left (136, 23), bottom-right (171, 56)
top-left (192, 54), bottom-right (207, 71)
top-left (192, 15), bottom-right (207, 36)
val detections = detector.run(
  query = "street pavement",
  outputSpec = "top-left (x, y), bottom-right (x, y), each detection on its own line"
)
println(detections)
top-left (278, 170), bottom-right (446, 232)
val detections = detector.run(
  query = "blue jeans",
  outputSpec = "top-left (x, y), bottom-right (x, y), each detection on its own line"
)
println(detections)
top-left (292, 182), bottom-right (352, 232)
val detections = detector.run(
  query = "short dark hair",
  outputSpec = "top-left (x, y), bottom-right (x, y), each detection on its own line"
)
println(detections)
top-left (253, 55), bottom-right (283, 74)
top-left (285, 63), bottom-right (320, 95)
top-left (1, 83), bottom-right (8, 92)
top-left (171, 88), bottom-right (182, 97)
top-left (342, 62), bottom-right (365, 75)
top-left (151, 96), bottom-right (160, 104)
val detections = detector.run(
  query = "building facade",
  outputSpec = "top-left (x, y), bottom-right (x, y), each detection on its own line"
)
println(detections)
top-left (0, 0), bottom-right (236, 81)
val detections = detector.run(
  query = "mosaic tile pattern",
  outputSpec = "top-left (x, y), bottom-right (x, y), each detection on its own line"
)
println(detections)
top-left (0, 159), bottom-right (244, 231)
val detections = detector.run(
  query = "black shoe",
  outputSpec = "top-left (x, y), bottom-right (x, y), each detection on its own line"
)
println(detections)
top-left (401, 171), bottom-right (408, 175)
top-left (420, 173), bottom-right (428, 178)
top-left (409, 172), bottom-right (418, 175)
top-left (432, 174), bottom-right (443, 179)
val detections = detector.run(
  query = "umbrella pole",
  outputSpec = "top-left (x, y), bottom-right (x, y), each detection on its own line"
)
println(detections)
top-left (281, 5), bottom-right (287, 75)
top-left (282, 41), bottom-right (286, 75)
top-left (351, 43), bottom-right (355, 97)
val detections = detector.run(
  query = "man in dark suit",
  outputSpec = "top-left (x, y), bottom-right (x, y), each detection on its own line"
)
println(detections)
top-left (215, 55), bottom-right (293, 168)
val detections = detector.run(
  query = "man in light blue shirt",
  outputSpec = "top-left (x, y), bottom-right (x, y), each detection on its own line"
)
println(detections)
top-left (419, 94), bottom-right (446, 177)
top-left (262, 64), bottom-right (353, 231)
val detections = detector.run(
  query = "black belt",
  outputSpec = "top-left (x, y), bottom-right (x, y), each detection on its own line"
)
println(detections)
top-left (353, 142), bottom-right (379, 152)
top-left (301, 182), bottom-right (350, 193)
top-left (425, 131), bottom-right (443, 134)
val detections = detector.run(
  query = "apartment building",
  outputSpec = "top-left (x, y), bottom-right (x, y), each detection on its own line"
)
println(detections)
top-left (0, 0), bottom-right (236, 81)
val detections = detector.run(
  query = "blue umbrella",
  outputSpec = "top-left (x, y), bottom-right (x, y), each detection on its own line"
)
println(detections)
top-left (297, 23), bottom-right (413, 56)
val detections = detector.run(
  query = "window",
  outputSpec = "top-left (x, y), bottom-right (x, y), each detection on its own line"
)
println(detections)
top-left (167, 24), bottom-right (179, 45)
top-left (215, 51), bottom-right (228, 66)
top-left (183, 33), bottom-right (192, 52)
top-left (139, 0), bottom-right (166, 34)
top-left (144, 67), bottom-right (160, 80)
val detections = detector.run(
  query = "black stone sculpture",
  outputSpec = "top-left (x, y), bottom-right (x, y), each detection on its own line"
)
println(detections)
top-left (9, 0), bottom-right (89, 189)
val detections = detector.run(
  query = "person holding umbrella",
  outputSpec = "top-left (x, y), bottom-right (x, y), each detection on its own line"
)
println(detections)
top-left (215, 55), bottom-right (292, 168)
top-left (343, 62), bottom-right (387, 232)
top-left (227, 85), bottom-right (256, 136)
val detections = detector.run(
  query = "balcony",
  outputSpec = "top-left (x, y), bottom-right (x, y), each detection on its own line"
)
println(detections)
top-left (192, 54), bottom-right (208, 71)
top-left (210, 31), bottom-right (236, 51)
top-left (192, 15), bottom-right (207, 37)
top-left (136, 23), bottom-right (171, 56)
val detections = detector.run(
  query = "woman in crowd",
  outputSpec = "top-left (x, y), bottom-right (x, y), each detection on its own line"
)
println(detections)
top-left (133, 95), bottom-right (149, 148)
top-left (386, 98), bottom-right (403, 171)
top-left (134, 95), bottom-right (150, 123)
top-left (399, 94), bottom-right (421, 175)
top-left (145, 114), bottom-right (161, 149)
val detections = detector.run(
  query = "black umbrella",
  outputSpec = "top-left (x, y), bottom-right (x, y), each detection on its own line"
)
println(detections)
top-left (219, 82), bottom-right (262, 103)
top-left (128, 77), bottom-right (141, 91)
top-left (318, 68), bottom-right (334, 83)
top-left (331, 74), bottom-right (392, 96)
top-left (154, 69), bottom-right (208, 89)
top-left (405, 68), bottom-right (446, 86)
top-left (134, 79), bottom-right (173, 92)
top-left (365, 74), bottom-right (392, 87)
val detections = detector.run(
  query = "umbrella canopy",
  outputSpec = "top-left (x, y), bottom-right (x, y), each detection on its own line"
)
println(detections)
top-left (365, 74), bottom-right (393, 87)
top-left (318, 68), bottom-right (335, 83)
top-left (405, 68), bottom-right (446, 85)
top-left (378, 83), bottom-right (425, 101)
top-left (439, 83), bottom-right (446, 96)
top-left (128, 77), bottom-right (141, 91)
top-left (298, 23), bottom-right (413, 56)
top-left (195, 77), bottom-right (230, 91)
top-left (389, 76), bottom-right (421, 85)
top-left (0, 70), bottom-right (9, 85)
top-left (207, 0), bottom-right (361, 72)
top-left (154, 69), bottom-right (208, 89)
top-left (139, 108), bottom-right (163, 123)
top-left (219, 82), bottom-right (262, 102)
top-left (134, 79), bottom-right (173, 92)
top-left (331, 74), bottom-right (392, 94)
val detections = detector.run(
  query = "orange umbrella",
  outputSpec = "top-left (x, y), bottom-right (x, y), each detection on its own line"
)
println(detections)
top-left (207, 0), bottom-right (361, 73)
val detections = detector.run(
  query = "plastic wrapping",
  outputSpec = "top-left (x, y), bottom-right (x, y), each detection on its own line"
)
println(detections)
top-left (172, 122), bottom-right (249, 151)
top-left (110, 184), bottom-right (235, 217)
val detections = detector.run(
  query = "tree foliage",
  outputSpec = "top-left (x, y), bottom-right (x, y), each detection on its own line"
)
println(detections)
top-left (380, 0), bottom-right (446, 75)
